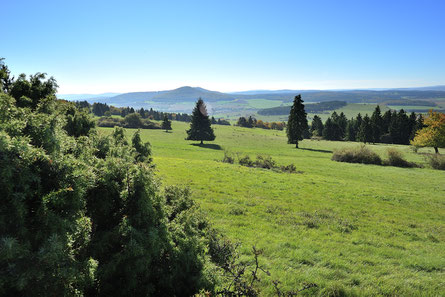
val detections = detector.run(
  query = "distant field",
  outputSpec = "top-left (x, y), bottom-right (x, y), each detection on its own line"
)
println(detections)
top-left (99, 122), bottom-right (445, 296)
top-left (246, 99), bottom-right (287, 109)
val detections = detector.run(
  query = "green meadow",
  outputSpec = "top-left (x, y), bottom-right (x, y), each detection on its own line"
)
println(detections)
top-left (99, 122), bottom-right (445, 296)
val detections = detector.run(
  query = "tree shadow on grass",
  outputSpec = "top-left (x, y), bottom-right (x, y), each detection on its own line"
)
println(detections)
top-left (190, 143), bottom-right (222, 150)
top-left (299, 147), bottom-right (333, 154)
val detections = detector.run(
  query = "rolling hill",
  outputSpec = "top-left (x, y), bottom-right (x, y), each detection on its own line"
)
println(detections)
top-left (59, 86), bottom-right (445, 116)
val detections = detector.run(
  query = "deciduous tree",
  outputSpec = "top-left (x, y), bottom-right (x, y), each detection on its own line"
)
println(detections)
top-left (411, 111), bottom-right (445, 154)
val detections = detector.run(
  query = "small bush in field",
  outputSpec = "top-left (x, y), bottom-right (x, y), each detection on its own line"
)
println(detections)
top-left (384, 149), bottom-right (418, 168)
top-left (233, 153), bottom-right (298, 173)
top-left (239, 155), bottom-right (254, 167)
top-left (280, 164), bottom-right (297, 173)
top-left (429, 154), bottom-right (445, 170)
top-left (254, 155), bottom-right (276, 169)
top-left (222, 150), bottom-right (235, 164)
top-left (332, 145), bottom-right (382, 165)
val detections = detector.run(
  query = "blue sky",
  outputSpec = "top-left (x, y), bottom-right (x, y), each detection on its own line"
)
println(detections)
top-left (2, 0), bottom-right (445, 93)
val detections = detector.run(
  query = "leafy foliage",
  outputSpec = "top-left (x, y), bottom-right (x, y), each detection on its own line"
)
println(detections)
top-left (411, 110), bottom-right (445, 153)
top-left (0, 63), bottom-right (220, 296)
top-left (97, 114), bottom-right (161, 129)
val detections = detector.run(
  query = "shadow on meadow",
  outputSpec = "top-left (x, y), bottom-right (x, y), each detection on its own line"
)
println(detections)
top-left (299, 147), bottom-right (333, 154)
top-left (190, 143), bottom-right (223, 150)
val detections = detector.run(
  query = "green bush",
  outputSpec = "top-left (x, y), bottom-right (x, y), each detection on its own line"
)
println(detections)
top-left (429, 154), bottom-right (445, 170)
top-left (384, 149), bottom-right (418, 168)
top-left (222, 150), bottom-right (235, 164)
top-left (238, 155), bottom-right (254, 167)
top-left (0, 88), bottom-right (212, 296)
top-left (254, 155), bottom-right (276, 169)
top-left (280, 163), bottom-right (297, 173)
top-left (332, 145), bottom-right (382, 165)
top-left (97, 114), bottom-right (161, 129)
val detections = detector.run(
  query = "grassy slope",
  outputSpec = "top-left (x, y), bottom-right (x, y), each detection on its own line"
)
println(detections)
top-left (99, 122), bottom-right (445, 296)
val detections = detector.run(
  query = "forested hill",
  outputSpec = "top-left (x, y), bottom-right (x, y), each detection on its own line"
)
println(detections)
top-left (258, 101), bottom-right (348, 115)
top-left (59, 86), bottom-right (445, 106)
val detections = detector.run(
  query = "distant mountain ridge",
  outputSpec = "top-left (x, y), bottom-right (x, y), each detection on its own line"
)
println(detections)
top-left (58, 86), bottom-right (445, 109)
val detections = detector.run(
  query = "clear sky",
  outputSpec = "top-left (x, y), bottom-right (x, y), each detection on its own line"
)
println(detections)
top-left (2, 0), bottom-right (445, 94)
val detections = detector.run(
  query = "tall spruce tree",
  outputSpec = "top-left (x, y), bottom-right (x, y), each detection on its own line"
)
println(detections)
top-left (345, 118), bottom-right (357, 141)
top-left (186, 98), bottom-right (215, 145)
top-left (322, 118), bottom-right (335, 140)
top-left (162, 114), bottom-right (172, 132)
top-left (370, 105), bottom-right (383, 143)
top-left (311, 115), bottom-right (324, 136)
top-left (358, 115), bottom-right (373, 143)
top-left (286, 95), bottom-right (308, 148)
top-left (382, 110), bottom-right (392, 134)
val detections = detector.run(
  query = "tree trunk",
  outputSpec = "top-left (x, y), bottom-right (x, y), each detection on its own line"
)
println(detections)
top-left (295, 141), bottom-right (298, 148)
top-left (435, 147), bottom-right (439, 154)
top-left (200, 140), bottom-right (203, 145)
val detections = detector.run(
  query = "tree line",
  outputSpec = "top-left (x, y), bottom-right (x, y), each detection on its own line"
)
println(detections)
top-left (311, 106), bottom-right (424, 145)
top-left (82, 101), bottom-right (192, 122)
top-left (284, 94), bottom-right (444, 153)
top-left (236, 116), bottom-right (286, 130)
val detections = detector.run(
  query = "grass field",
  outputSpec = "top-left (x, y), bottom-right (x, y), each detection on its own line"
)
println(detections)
top-left (99, 122), bottom-right (445, 296)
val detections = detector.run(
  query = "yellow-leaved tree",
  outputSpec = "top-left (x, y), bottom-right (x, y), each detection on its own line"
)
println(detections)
top-left (411, 111), bottom-right (445, 154)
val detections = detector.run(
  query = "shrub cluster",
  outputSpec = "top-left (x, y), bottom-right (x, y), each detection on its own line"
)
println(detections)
top-left (429, 154), bottom-right (445, 170)
top-left (222, 150), bottom-right (235, 164)
top-left (0, 76), bottom-right (216, 295)
top-left (222, 152), bottom-right (297, 173)
top-left (384, 149), bottom-right (418, 168)
top-left (332, 145), bottom-right (382, 165)
top-left (97, 113), bottom-right (161, 129)
top-left (332, 146), bottom-right (421, 168)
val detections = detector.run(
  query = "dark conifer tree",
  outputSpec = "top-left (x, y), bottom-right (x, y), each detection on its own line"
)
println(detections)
top-left (162, 114), bottom-right (172, 132)
top-left (382, 110), bottom-right (392, 134)
top-left (370, 105), bottom-right (383, 143)
top-left (355, 113), bottom-right (363, 132)
top-left (358, 114), bottom-right (373, 143)
top-left (311, 115), bottom-right (324, 136)
top-left (186, 98), bottom-right (215, 145)
top-left (322, 118), bottom-right (335, 140)
top-left (408, 112), bottom-right (418, 140)
top-left (338, 112), bottom-right (348, 139)
top-left (247, 116), bottom-right (255, 128)
top-left (286, 94), bottom-right (308, 148)
top-left (398, 109), bottom-right (411, 144)
top-left (345, 118), bottom-right (357, 141)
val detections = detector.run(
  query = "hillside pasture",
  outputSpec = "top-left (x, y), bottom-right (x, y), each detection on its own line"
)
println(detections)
top-left (99, 122), bottom-right (445, 296)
